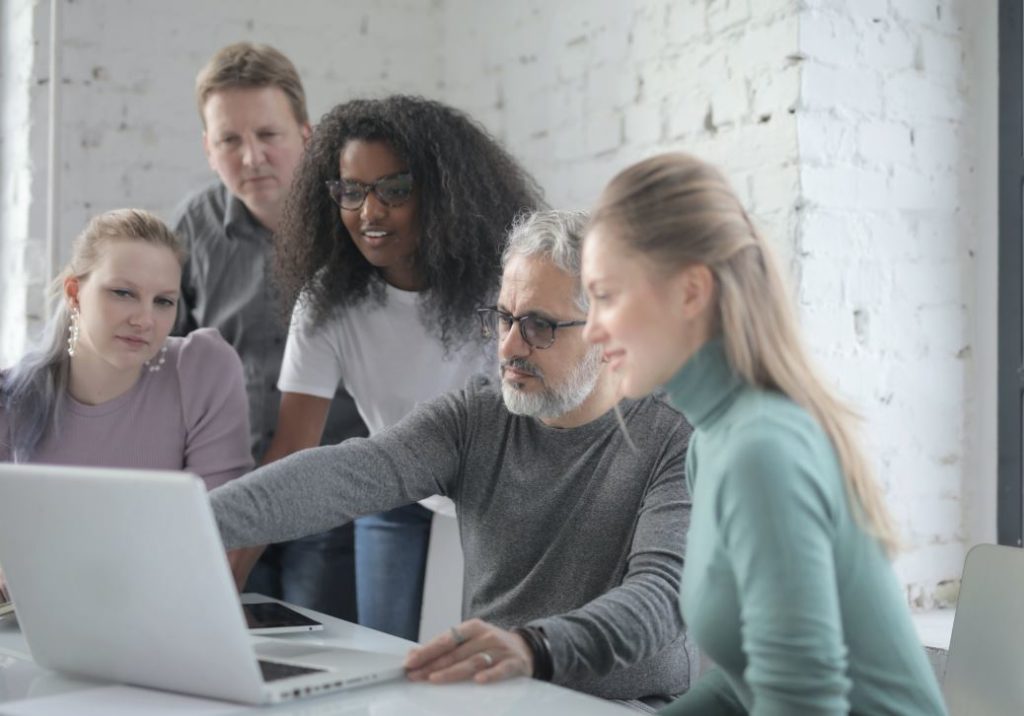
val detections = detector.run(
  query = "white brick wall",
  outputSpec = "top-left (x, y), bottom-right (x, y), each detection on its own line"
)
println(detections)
top-left (54, 0), bottom-right (442, 264)
top-left (797, 0), bottom-right (992, 608)
top-left (0, 0), bottom-right (1000, 608)
top-left (1, 0), bottom-right (49, 367)
top-left (2, 0), bottom-right (442, 362)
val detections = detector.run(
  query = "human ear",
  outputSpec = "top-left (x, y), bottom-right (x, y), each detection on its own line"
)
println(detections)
top-left (64, 276), bottom-right (80, 310)
top-left (674, 264), bottom-right (715, 321)
top-left (202, 132), bottom-right (216, 172)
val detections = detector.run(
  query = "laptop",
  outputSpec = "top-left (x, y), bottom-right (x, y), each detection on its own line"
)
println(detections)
top-left (942, 543), bottom-right (1024, 715)
top-left (0, 464), bottom-right (406, 705)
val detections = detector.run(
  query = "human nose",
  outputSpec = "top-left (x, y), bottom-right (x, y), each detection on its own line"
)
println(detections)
top-left (582, 304), bottom-right (604, 346)
top-left (498, 317), bottom-right (530, 360)
top-left (129, 302), bottom-right (154, 329)
top-left (360, 189), bottom-right (387, 221)
top-left (241, 136), bottom-right (266, 168)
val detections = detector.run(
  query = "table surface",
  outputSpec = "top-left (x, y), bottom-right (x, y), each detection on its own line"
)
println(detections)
top-left (0, 597), bottom-right (635, 715)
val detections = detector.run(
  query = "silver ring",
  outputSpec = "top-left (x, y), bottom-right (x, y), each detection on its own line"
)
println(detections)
top-left (479, 651), bottom-right (494, 668)
top-left (450, 626), bottom-right (468, 647)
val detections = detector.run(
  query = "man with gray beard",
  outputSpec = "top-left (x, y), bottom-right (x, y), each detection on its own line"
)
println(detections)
top-left (209, 210), bottom-right (695, 708)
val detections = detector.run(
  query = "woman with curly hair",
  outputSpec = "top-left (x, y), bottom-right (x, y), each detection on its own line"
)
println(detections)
top-left (252, 95), bottom-right (544, 640)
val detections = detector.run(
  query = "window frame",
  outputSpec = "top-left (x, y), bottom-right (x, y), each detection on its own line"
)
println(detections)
top-left (998, 0), bottom-right (1024, 546)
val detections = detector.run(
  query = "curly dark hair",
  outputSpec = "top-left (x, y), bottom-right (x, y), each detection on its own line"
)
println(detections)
top-left (276, 95), bottom-right (545, 351)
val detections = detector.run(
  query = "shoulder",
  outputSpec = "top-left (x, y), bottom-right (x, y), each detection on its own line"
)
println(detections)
top-left (727, 389), bottom-right (826, 460)
top-left (622, 393), bottom-right (694, 447)
top-left (430, 373), bottom-right (505, 426)
top-left (462, 373), bottom-right (501, 403)
top-left (288, 295), bottom-right (345, 344)
top-left (436, 373), bottom-right (500, 411)
top-left (170, 181), bottom-right (228, 233)
top-left (716, 389), bottom-right (842, 506)
top-left (171, 328), bottom-right (242, 377)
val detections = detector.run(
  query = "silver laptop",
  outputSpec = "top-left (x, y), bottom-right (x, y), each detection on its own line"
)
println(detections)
top-left (0, 464), bottom-right (405, 705)
top-left (943, 543), bottom-right (1024, 715)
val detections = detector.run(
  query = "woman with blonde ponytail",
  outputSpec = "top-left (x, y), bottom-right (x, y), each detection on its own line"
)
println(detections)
top-left (582, 153), bottom-right (946, 715)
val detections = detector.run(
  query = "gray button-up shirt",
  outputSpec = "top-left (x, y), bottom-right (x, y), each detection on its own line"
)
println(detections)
top-left (172, 182), bottom-right (366, 461)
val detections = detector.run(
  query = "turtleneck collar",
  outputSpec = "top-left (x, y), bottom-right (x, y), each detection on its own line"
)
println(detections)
top-left (662, 337), bottom-right (744, 429)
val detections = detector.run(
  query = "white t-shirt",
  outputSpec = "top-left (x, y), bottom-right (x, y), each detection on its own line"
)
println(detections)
top-left (278, 283), bottom-right (494, 513)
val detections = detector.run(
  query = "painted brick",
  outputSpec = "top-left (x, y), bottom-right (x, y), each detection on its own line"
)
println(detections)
top-left (708, 0), bottom-right (752, 35)
top-left (0, 0), bottom-right (993, 612)
top-left (801, 62), bottom-right (883, 117)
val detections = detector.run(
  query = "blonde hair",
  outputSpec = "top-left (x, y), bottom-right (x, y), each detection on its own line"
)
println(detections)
top-left (2, 209), bottom-right (185, 462)
top-left (195, 42), bottom-right (308, 126)
top-left (591, 153), bottom-right (899, 554)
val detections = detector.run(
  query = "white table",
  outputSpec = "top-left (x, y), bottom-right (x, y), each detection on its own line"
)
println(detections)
top-left (0, 598), bottom-right (635, 715)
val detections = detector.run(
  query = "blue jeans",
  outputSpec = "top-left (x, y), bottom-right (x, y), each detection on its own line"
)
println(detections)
top-left (355, 504), bottom-right (433, 641)
top-left (244, 523), bottom-right (356, 621)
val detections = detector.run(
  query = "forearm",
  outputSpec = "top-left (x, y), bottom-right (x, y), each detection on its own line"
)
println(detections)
top-left (211, 440), bottom-right (414, 548)
top-left (211, 398), bottom-right (462, 548)
top-left (534, 444), bottom-right (690, 689)
top-left (530, 562), bottom-right (684, 684)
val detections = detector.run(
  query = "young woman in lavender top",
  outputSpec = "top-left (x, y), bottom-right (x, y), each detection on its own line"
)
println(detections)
top-left (0, 207), bottom-right (252, 477)
top-left (0, 209), bottom-right (252, 601)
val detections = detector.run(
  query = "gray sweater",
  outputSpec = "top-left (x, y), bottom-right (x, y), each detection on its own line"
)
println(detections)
top-left (210, 376), bottom-right (693, 700)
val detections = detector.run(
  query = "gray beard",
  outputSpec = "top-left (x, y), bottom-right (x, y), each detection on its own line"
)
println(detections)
top-left (500, 346), bottom-right (603, 420)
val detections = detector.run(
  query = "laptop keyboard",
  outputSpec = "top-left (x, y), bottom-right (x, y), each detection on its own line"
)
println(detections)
top-left (258, 659), bottom-right (327, 682)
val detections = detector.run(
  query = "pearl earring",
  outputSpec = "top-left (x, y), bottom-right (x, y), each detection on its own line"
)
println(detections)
top-left (144, 343), bottom-right (168, 374)
top-left (67, 307), bottom-right (81, 357)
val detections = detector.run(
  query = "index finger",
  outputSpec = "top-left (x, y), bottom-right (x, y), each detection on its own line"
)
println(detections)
top-left (405, 622), bottom-right (480, 670)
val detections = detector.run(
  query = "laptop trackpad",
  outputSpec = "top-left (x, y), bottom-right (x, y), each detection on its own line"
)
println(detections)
top-left (253, 640), bottom-right (405, 673)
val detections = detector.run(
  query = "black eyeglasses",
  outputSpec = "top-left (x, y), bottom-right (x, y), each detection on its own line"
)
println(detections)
top-left (476, 306), bottom-right (586, 350)
top-left (325, 172), bottom-right (414, 211)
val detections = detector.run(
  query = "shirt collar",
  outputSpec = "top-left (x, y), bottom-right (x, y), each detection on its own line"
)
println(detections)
top-left (662, 337), bottom-right (744, 429)
top-left (223, 187), bottom-right (271, 241)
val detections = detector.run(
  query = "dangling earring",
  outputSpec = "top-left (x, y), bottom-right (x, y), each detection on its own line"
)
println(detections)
top-left (144, 343), bottom-right (168, 373)
top-left (67, 307), bottom-right (81, 357)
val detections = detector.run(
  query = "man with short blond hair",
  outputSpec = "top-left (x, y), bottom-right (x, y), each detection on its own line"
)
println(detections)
top-left (173, 42), bottom-right (365, 619)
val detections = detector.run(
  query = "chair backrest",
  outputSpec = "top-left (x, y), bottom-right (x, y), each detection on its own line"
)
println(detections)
top-left (943, 543), bottom-right (1024, 715)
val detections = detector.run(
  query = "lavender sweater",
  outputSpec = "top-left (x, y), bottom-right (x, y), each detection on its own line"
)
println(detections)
top-left (0, 328), bottom-right (253, 489)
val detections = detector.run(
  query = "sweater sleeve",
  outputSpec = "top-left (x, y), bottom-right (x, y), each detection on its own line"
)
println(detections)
top-left (209, 386), bottom-right (468, 549)
top-left (177, 328), bottom-right (254, 490)
top-left (715, 424), bottom-right (851, 716)
top-left (530, 415), bottom-right (691, 689)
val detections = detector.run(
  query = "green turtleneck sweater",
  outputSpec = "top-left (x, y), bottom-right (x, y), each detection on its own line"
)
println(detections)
top-left (660, 339), bottom-right (946, 716)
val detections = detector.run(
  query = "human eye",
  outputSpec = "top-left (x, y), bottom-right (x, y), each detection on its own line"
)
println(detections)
top-left (496, 312), bottom-right (514, 331)
top-left (257, 130), bottom-right (279, 141)
top-left (528, 315), bottom-right (555, 331)
top-left (109, 288), bottom-right (134, 299)
top-left (155, 296), bottom-right (177, 308)
top-left (339, 182), bottom-right (366, 203)
top-left (588, 284), bottom-right (613, 303)
top-left (217, 134), bottom-right (241, 149)
top-left (378, 176), bottom-right (413, 203)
